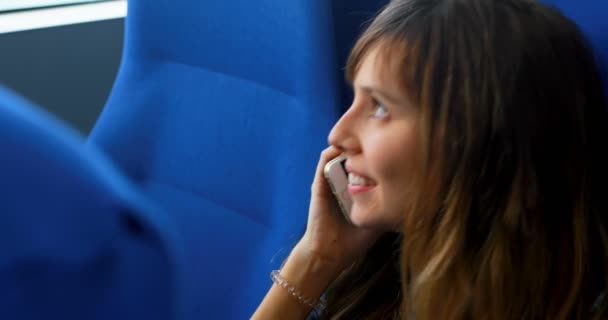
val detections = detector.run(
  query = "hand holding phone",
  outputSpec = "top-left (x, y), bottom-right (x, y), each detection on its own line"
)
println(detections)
top-left (288, 148), bottom-right (382, 276)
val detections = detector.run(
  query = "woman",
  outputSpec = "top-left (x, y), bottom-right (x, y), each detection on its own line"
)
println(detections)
top-left (253, 0), bottom-right (608, 318)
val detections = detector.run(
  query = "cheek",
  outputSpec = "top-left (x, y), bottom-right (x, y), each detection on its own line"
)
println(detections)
top-left (375, 136), bottom-right (418, 228)
top-left (366, 128), bottom-right (418, 183)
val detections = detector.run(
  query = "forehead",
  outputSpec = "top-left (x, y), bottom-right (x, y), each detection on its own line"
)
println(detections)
top-left (352, 45), bottom-right (408, 95)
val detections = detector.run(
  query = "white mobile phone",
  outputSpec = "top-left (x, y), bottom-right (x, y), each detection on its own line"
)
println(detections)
top-left (323, 154), bottom-right (353, 224)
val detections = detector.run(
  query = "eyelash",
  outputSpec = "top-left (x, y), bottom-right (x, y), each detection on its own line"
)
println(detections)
top-left (370, 98), bottom-right (389, 119)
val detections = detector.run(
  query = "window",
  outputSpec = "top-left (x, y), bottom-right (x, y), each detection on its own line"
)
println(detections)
top-left (0, 0), bottom-right (111, 13)
top-left (0, 0), bottom-right (126, 34)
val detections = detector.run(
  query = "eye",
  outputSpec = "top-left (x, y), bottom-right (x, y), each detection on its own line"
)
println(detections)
top-left (370, 99), bottom-right (389, 119)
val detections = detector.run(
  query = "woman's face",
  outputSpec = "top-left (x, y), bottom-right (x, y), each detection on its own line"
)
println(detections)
top-left (329, 46), bottom-right (419, 232)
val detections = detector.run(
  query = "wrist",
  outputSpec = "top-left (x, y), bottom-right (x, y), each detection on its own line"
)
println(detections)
top-left (280, 242), bottom-right (342, 300)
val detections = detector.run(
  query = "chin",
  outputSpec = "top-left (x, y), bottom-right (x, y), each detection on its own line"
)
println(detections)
top-left (348, 208), bottom-right (396, 231)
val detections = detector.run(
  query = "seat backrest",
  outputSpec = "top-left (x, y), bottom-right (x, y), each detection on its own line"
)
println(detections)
top-left (0, 87), bottom-right (177, 320)
top-left (89, 0), bottom-right (387, 228)
top-left (88, 0), bottom-right (387, 318)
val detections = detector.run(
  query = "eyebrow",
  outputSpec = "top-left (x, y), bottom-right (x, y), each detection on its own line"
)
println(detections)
top-left (358, 85), bottom-right (406, 106)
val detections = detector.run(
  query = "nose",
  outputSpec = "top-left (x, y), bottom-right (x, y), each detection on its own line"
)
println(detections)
top-left (328, 106), bottom-right (360, 154)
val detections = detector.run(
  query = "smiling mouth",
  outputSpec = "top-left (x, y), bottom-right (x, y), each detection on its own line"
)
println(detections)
top-left (348, 172), bottom-right (376, 194)
top-left (348, 172), bottom-right (376, 186)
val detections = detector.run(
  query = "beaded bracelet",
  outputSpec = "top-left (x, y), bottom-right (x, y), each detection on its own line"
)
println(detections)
top-left (270, 270), bottom-right (327, 310)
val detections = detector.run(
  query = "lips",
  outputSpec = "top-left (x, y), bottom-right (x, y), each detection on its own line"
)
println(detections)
top-left (348, 172), bottom-right (376, 186)
top-left (345, 164), bottom-right (376, 194)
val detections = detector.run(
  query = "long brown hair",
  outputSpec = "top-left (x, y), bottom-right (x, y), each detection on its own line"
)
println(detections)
top-left (321, 0), bottom-right (608, 319)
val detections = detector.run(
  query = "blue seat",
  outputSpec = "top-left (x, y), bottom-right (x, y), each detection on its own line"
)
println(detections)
top-left (88, 0), bottom-right (386, 318)
top-left (0, 86), bottom-right (178, 320)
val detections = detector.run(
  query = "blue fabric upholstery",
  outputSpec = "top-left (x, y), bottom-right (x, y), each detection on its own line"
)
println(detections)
top-left (88, 0), bottom-right (387, 318)
top-left (541, 0), bottom-right (608, 97)
top-left (0, 87), bottom-right (178, 320)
